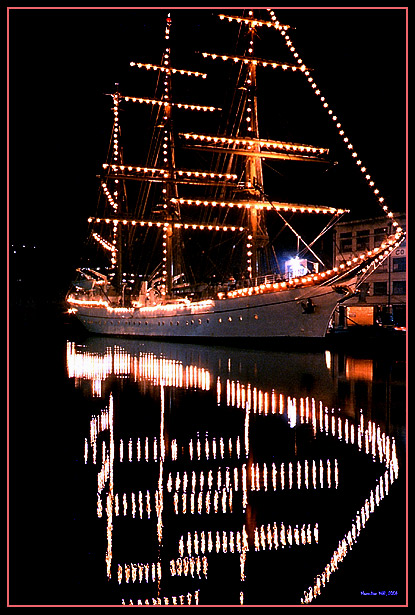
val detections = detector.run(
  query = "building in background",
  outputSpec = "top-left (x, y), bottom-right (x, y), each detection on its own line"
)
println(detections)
top-left (333, 214), bottom-right (406, 328)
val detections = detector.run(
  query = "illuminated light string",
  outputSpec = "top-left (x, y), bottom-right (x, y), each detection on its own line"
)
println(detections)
top-left (266, 9), bottom-right (404, 233)
top-left (301, 465), bottom-right (394, 604)
top-left (130, 61), bottom-right (207, 79)
top-left (202, 50), bottom-right (308, 73)
top-left (180, 132), bottom-right (328, 155)
top-left (218, 12), bottom-right (291, 31)
top-left (117, 561), bottom-right (162, 585)
top-left (223, 231), bottom-right (405, 299)
top-left (102, 164), bottom-right (237, 182)
top-left (166, 459), bottom-right (337, 498)
top-left (102, 165), bottom-right (238, 182)
top-left (112, 93), bottom-right (119, 164)
top-left (101, 182), bottom-right (118, 211)
top-left (169, 197), bottom-right (347, 215)
top-left (175, 523), bottom-right (316, 558)
top-left (103, 163), bottom-right (168, 177)
top-left (87, 216), bottom-right (245, 234)
top-left (175, 169), bottom-right (237, 181)
top-left (254, 522), bottom-right (318, 551)
top-left (170, 556), bottom-right (208, 579)
top-left (120, 94), bottom-right (219, 113)
top-left (179, 528), bottom-right (248, 557)
top-left (92, 232), bottom-right (117, 254)
top-left (122, 591), bottom-right (200, 606)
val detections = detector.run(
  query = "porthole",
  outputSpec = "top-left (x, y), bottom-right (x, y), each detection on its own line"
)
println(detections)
top-left (198, 319), bottom-right (202, 325)
top-left (206, 319), bottom-right (210, 324)
top-left (228, 316), bottom-right (232, 322)
top-left (239, 316), bottom-right (243, 321)
top-left (254, 314), bottom-right (259, 320)
top-left (218, 318), bottom-right (222, 323)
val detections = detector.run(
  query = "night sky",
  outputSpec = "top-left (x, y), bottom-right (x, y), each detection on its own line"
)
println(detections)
top-left (8, 7), bottom-right (407, 298)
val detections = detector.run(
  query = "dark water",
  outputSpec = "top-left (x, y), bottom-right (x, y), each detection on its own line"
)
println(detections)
top-left (8, 311), bottom-right (407, 607)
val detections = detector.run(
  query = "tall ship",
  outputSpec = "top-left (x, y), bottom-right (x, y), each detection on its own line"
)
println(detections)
top-left (66, 10), bottom-right (405, 342)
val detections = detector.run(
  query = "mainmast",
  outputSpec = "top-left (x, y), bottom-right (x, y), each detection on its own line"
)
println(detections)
top-left (242, 17), bottom-right (269, 278)
top-left (160, 16), bottom-right (179, 297)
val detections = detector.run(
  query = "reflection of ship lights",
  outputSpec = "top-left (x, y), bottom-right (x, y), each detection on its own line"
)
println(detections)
top-left (70, 341), bottom-right (400, 605)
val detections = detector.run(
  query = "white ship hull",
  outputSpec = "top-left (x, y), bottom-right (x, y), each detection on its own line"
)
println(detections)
top-left (70, 283), bottom-right (347, 341)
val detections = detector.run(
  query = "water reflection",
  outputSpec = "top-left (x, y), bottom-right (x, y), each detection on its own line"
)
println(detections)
top-left (66, 338), bottom-right (404, 606)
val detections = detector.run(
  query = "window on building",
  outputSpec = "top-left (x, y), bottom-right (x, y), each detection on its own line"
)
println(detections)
top-left (393, 257), bottom-right (406, 272)
top-left (339, 232), bottom-right (352, 252)
top-left (356, 229), bottom-right (370, 251)
top-left (392, 281), bottom-right (406, 295)
top-left (374, 226), bottom-right (388, 247)
top-left (373, 281), bottom-right (387, 296)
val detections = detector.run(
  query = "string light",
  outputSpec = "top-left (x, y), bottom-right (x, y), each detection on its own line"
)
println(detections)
top-left (169, 197), bottom-right (348, 215)
top-left (120, 94), bottom-right (219, 113)
top-left (202, 50), bottom-right (307, 72)
top-left (180, 132), bottom-right (329, 156)
top-left (102, 164), bottom-right (237, 184)
top-left (87, 217), bottom-right (245, 233)
top-left (218, 13), bottom-right (291, 31)
top-left (101, 182), bottom-right (118, 210)
top-left (130, 61), bottom-right (207, 79)
top-left (92, 232), bottom-right (117, 253)
top-left (267, 9), bottom-right (405, 239)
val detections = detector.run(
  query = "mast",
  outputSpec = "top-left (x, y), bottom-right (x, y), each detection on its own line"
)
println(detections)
top-left (160, 15), bottom-right (178, 297)
top-left (113, 86), bottom-right (124, 294)
top-left (243, 17), bottom-right (269, 279)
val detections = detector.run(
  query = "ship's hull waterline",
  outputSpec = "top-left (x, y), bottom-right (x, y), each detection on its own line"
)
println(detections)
top-left (70, 283), bottom-right (347, 341)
